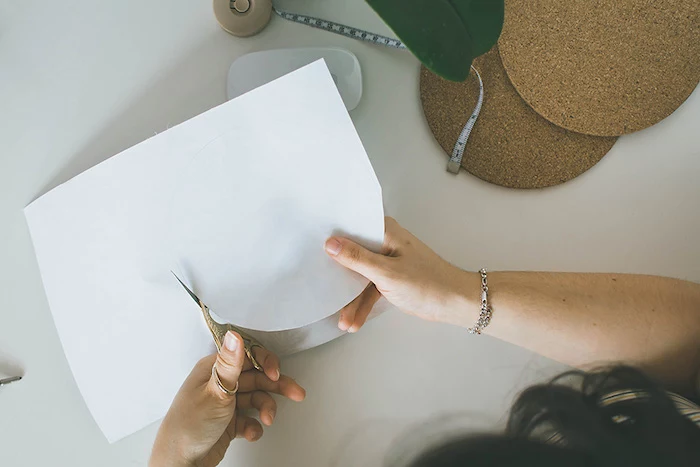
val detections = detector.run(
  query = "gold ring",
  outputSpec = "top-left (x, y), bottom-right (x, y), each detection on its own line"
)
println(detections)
top-left (212, 362), bottom-right (239, 396)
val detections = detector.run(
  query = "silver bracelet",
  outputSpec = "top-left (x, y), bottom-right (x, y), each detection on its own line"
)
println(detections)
top-left (468, 269), bottom-right (493, 335)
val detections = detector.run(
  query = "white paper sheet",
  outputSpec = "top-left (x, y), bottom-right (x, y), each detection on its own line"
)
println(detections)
top-left (24, 60), bottom-right (384, 442)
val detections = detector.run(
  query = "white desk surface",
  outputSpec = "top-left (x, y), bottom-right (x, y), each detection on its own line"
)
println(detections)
top-left (1, 1), bottom-right (699, 465)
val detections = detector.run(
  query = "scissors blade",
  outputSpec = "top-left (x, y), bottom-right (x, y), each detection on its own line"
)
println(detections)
top-left (0, 376), bottom-right (21, 387)
top-left (171, 271), bottom-right (204, 307)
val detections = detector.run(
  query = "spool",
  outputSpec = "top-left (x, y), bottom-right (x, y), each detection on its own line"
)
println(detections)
top-left (213, 0), bottom-right (272, 37)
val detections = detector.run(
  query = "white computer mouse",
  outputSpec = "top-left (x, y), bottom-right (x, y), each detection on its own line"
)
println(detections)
top-left (227, 47), bottom-right (363, 110)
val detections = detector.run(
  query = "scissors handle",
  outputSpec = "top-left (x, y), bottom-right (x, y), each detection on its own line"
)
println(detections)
top-left (198, 303), bottom-right (264, 371)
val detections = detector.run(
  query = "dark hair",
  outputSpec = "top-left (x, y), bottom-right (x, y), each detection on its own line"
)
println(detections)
top-left (410, 366), bottom-right (700, 467)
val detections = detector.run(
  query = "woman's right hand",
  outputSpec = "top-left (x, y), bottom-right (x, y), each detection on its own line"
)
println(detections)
top-left (324, 217), bottom-right (479, 332)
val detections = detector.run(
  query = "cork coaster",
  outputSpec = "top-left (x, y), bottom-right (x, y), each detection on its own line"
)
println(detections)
top-left (498, 0), bottom-right (700, 136)
top-left (420, 46), bottom-right (617, 189)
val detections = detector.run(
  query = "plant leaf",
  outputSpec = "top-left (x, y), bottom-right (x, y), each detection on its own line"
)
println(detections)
top-left (449, 0), bottom-right (504, 56)
top-left (367, 0), bottom-right (504, 81)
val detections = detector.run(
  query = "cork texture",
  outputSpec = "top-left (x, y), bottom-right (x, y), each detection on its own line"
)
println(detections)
top-left (498, 0), bottom-right (700, 136)
top-left (420, 47), bottom-right (617, 189)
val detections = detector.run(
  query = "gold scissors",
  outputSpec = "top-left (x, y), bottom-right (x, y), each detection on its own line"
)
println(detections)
top-left (172, 272), bottom-right (264, 372)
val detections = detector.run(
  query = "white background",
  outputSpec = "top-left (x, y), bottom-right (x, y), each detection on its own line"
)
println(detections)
top-left (1, 0), bottom-right (699, 465)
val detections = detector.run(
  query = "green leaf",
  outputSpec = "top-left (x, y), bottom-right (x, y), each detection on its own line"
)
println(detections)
top-left (367, 0), bottom-right (504, 81)
top-left (454, 0), bottom-right (504, 56)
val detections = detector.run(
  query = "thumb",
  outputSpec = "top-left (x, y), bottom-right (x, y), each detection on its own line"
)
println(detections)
top-left (325, 237), bottom-right (386, 282)
top-left (210, 331), bottom-right (245, 401)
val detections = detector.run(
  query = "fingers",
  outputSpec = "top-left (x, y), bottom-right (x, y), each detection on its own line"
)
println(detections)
top-left (238, 371), bottom-right (306, 402)
top-left (325, 217), bottom-right (406, 278)
top-left (237, 390), bottom-right (277, 426)
top-left (325, 237), bottom-right (386, 282)
top-left (382, 216), bottom-right (405, 255)
top-left (252, 346), bottom-right (280, 382)
top-left (233, 415), bottom-right (263, 442)
top-left (240, 345), bottom-right (280, 382)
top-left (208, 331), bottom-right (245, 402)
top-left (338, 284), bottom-right (381, 332)
top-left (349, 284), bottom-right (381, 332)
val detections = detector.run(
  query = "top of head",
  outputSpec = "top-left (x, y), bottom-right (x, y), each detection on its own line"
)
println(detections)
top-left (213, 0), bottom-right (273, 37)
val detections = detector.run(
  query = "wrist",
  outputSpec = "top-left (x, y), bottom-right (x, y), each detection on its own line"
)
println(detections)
top-left (149, 450), bottom-right (192, 467)
top-left (439, 268), bottom-right (483, 328)
top-left (149, 429), bottom-right (194, 467)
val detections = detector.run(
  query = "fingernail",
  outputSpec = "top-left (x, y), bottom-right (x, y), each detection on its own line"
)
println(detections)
top-left (269, 409), bottom-right (276, 422)
top-left (224, 331), bottom-right (239, 352)
top-left (338, 320), bottom-right (350, 331)
top-left (274, 368), bottom-right (280, 381)
top-left (348, 326), bottom-right (358, 333)
top-left (325, 238), bottom-right (342, 256)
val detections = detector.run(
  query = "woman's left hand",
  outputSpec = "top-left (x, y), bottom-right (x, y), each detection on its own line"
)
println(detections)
top-left (150, 331), bottom-right (306, 467)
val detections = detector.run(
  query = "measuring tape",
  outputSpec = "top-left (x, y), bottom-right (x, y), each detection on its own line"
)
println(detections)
top-left (273, 8), bottom-right (406, 49)
top-left (272, 7), bottom-right (484, 174)
top-left (216, 1), bottom-right (484, 174)
top-left (273, 6), bottom-right (484, 174)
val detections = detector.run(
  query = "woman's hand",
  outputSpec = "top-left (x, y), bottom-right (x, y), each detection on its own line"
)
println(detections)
top-left (325, 217), bottom-right (478, 332)
top-left (326, 220), bottom-right (700, 393)
top-left (150, 331), bottom-right (306, 467)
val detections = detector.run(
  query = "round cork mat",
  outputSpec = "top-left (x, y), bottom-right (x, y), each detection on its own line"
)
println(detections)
top-left (498, 0), bottom-right (700, 137)
top-left (420, 46), bottom-right (617, 189)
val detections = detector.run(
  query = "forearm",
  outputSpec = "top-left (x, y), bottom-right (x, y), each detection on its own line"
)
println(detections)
top-left (447, 271), bottom-right (700, 392)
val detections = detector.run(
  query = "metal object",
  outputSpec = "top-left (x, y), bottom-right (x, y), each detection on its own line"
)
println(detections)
top-left (172, 272), bottom-right (264, 371)
top-left (468, 268), bottom-right (493, 335)
top-left (0, 376), bottom-right (21, 387)
top-left (231, 0), bottom-right (250, 14)
top-left (212, 362), bottom-right (240, 395)
top-left (213, 0), bottom-right (272, 37)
